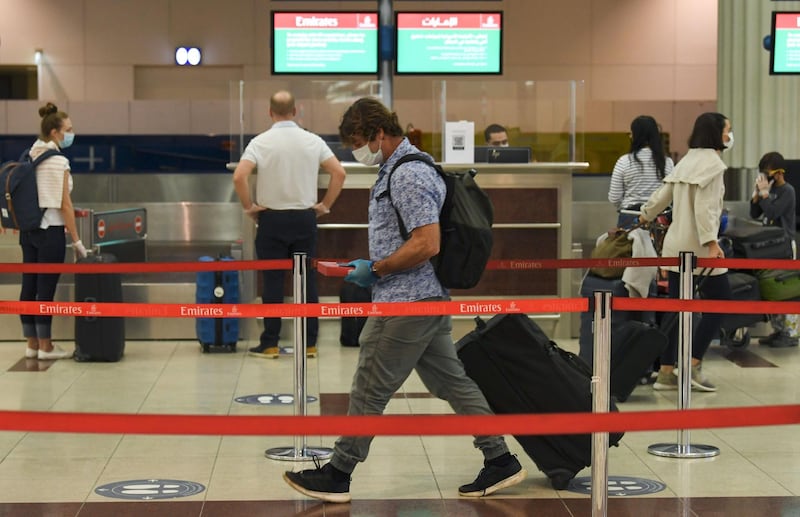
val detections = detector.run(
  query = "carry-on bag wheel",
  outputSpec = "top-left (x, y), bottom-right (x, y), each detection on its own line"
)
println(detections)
top-left (720, 327), bottom-right (750, 349)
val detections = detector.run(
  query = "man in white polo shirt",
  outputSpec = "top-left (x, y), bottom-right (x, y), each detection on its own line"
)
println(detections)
top-left (233, 90), bottom-right (346, 358)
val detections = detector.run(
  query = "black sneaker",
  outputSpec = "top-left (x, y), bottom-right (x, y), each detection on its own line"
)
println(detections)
top-left (283, 460), bottom-right (351, 503)
top-left (758, 332), bottom-right (781, 346)
top-left (767, 334), bottom-right (799, 348)
top-left (458, 454), bottom-right (527, 497)
top-left (248, 344), bottom-right (279, 358)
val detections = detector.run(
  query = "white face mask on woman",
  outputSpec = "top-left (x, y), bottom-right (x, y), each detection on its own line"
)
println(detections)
top-left (352, 141), bottom-right (382, 165)
top-left (724, 130), bottom-right (734, 150)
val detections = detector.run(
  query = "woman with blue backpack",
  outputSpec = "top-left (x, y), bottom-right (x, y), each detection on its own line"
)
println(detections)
top-left (19, 103), bottom-right (87, 360)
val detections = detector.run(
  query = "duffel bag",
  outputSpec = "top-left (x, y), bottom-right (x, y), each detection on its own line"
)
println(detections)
top-left (757, 269), bottom-right (800, 301)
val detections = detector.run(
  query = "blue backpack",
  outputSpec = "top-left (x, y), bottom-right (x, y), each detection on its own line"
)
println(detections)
top-left (0, 149), bottom-right (63, 231)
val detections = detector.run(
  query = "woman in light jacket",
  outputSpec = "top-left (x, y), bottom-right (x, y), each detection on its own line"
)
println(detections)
top-left (639, 112), bottom-right (733, 392)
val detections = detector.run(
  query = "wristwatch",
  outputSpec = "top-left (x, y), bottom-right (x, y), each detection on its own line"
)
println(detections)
top-left (371, 262), bottom-right (381, 278)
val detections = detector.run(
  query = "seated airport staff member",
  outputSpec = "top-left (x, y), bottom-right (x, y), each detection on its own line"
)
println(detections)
top-left (484, 123), bottom-right (509, 147)
top-left (233, 90), bottom-right (346, 359)
top-left (283, 98), bottom-right (526, 503)
top-left (750, 151), bottom-right (798, 348)
top-left (640, 112), bottom-right (734, 393)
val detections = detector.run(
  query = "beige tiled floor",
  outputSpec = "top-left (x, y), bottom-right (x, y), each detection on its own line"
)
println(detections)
top-left (0, 320), bottom-right (798, 514)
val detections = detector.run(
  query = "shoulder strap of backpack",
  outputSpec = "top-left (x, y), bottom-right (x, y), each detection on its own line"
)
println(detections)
top-left (385, 153), bottom-right (440, 240)
top-left (30, 149), bottom-right (64, 167)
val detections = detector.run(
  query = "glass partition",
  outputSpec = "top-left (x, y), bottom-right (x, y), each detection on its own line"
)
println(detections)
top-left (431, 79), bottom-right (585, 163)
top-left (228, 79), bottom-right (383, 165)
top-left (228, 78), bottom-right (583, 165)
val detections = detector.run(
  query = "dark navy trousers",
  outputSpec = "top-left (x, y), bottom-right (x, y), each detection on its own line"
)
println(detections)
top-left (254, 209), bottom-right (319, 348)
top-left (20, 226), bottom-right (66, 339)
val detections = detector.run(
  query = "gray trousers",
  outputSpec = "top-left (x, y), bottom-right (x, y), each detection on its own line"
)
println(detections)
top-left (330, 309), bottom-right (510, 475)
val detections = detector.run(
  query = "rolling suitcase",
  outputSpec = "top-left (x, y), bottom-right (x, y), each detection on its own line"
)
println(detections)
top-left (721, 225), bottom-right (792, 260)
top-left (609, 321), bottom-right (668, 402)
top-left (662, 271), bottom-right (765, 349)
top-left (339, 282), bottom-right (371, 347)
top-left (577, 272), bottom-right (655, 365)
top-left (74, 253), bottom-right (125, 362)
top-left (718, 272), bottom-right (765, 347)
top-left (455, 313), bottom-right (624, 490)
top-left (196, 256), bottom-right (239, 352)
top-left (757, 269), bottom-right (800, 301)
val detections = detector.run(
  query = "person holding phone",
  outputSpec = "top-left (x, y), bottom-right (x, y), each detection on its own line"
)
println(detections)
top-left (750, 151), bottom-right (798, 347)
top-left (282, 98), bottom-right (525, 503)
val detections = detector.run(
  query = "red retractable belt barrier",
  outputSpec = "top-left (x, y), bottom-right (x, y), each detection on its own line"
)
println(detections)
top-left (1, 255), bottom-right (798, 437)
top-left (0, 405), bottom-right (797, 436)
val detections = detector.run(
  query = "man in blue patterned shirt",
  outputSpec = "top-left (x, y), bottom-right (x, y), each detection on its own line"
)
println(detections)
top-left (284, 98), bottom-right (525, 503)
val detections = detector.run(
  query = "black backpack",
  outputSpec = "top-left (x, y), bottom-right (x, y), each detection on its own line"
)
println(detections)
top-left (386, 153), bottom-right (494, 289)
top-left (0, 149), bottom-right (63, 231)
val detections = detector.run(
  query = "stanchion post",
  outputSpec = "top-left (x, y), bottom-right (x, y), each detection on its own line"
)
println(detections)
top-left (591, 290), bottom-right (612, 517)
top-left (265, 253), bottom-right (333, 462)
top-left (648, 251), bottom-right (719, 459)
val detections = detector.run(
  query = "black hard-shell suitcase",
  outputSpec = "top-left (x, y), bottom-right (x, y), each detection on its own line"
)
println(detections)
top-left (718, 272), bottom-right (765, 347)
top-left (721, 225), bottom-right (792, 260)
top-left (609, 321), bottom-right (668, 402)
top-left (455, 313), bottom-right (624, 490)
top-left (74, 253), bottom-right (125, 362)
top-left (339, 282), bottom-right (371, 347)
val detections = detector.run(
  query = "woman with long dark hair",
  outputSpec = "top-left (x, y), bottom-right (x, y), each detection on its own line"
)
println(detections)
top-left (608, 115), bottom-right (674, 227)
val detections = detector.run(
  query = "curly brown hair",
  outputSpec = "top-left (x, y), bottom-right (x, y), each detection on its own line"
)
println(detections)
top-left (338, 98), bottom-right (403, 146)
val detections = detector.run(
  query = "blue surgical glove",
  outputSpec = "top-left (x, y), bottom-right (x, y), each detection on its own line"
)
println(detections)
top-left (344, 259), bottom-right (378, 288)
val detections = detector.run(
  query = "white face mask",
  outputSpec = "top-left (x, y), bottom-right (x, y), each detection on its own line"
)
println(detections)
top-left (352, 141), bottom-right (382, 165)
top-left (724, 130), bottom-right (734, 150)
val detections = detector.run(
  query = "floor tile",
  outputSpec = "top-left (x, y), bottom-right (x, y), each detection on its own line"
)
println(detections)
top-left (0, 326), bottom-right (796, 515)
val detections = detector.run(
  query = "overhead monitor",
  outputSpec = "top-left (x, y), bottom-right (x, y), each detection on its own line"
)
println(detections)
top-left (770, 11), bottom-right (800, 74)
top-left (395, 11), bottom-right (503, 75)
top-left (271, 11), bottom-right (379, 74)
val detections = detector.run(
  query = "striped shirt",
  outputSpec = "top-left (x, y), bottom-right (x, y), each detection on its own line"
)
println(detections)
top-left (29, 139), bottom-right (71, 228)
top-left (608, 148), bottom-right (674, 211)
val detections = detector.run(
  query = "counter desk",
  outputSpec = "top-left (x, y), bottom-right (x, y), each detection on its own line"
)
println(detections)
top-left (305, 161), bottom-right (587, 338)
top-left (0, 162), bottom-right (584, 341)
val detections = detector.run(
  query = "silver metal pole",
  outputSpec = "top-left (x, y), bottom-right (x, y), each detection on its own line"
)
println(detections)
top-left (265, 253), bottom-right (332, 462)
top-left (294, 253), bottom-right (307, 455)
top-left (648, 251), bottom-right (719, 459)
top-left (238, 79), bottom-right (245, 158)
top-left (590, 290), bottom-right (611, 517)
top-left (677, 251), bottom-right (693, 451)
top-left (569, 80), bottom-right (577, 162)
